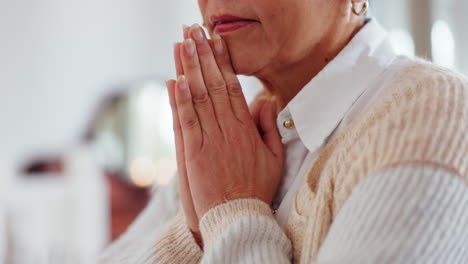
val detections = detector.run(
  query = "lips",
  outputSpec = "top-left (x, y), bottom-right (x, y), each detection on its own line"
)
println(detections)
top-left (211, 14), bottom-right (258, 34)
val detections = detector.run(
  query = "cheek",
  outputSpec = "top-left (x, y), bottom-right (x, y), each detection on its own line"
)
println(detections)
top-left (197, 0), bottom-right (205, 12)
top-left (198, 0), bottom-right (207, 23)
top-left (226, 1), bottom-right (296, 73)
top-left (230, 45), bottom-right (269, 75)
top-left (225, 27), bottom-right (277, 75)
top-left (251, 0), bottom-right (331, 62)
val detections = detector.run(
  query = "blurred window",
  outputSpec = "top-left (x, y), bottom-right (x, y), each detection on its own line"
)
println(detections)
top-left (388, 29), bottom-right (416, 56)
top-left (431, 20), bottom-right (456, 68)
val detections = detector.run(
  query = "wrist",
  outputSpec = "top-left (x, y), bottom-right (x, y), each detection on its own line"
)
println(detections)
top-left (191, 229), bottom-right (204, 248)
top-left (199, 198), bottom-right (274, 248)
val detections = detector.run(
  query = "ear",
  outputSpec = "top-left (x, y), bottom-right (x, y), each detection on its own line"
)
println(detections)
top-left (350, 0), bottom-right (369, 16)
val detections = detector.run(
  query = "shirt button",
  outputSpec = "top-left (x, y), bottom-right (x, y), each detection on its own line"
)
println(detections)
top-left (283, 119), bottom-right (294, 129)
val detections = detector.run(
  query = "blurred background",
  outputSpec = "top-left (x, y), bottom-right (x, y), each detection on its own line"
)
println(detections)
top-left (0, 0), bottom-right (466, 263)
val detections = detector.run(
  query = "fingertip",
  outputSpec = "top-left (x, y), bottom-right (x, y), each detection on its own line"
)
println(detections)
top-left (260, 101), bottom-right (278, 130)
top-left (174, 42), bottom-right (181, 53)
top-left (183, 24), bottom-right (190, 39)
top-left (186, 24), bottom-right (199, 41)
top-left (166, 79), bottom-right (176, 88)
top-left (249, 94), bottom-right (268, 124)
top-left (174, 76), bottom-right (192, 108)
top-left (267, 100), bottom-right (276, 116)
top-left (260, 102), bottom-right (283, 160)
top-left (272, 101), bottom-right (278, 117)
top-left (213, 37), bottom-right (224, 55)
top-left (183, 39), bottom-right (196, 57)
top-left (177, 75), bottom-right (189, 91)
top-left (207, 39), bottom-right (214, 47)
top-left (166, 80), bottom-right (177, 99)
top-left (182, 24), bottom-right (189, 33)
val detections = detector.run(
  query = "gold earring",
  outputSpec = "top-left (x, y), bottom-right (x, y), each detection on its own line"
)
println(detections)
top-left (351, 0), bottom-right (369, 16)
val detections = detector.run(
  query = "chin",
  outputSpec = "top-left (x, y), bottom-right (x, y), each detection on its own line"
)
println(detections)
top-left (228, 46), bottom-right (266, 76)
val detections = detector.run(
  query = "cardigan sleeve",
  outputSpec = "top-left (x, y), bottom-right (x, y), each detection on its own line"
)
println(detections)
top-left (198, 164), bottom-right (468, 264)
top-left (98, 174), bottom-right (203, 264)
top-left (199, 199), bottom-right (293, 264)
top-left (316, 164), bottom-right (468, 264)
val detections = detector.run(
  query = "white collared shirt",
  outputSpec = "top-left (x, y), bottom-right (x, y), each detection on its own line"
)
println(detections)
top-left (272, 19), bottom-right (414, 227)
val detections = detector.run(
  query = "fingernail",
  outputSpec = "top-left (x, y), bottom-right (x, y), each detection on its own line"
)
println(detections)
top-left (178, 75), bottom-right (188, 90)
top-left (182, 24), bottom-right (189, 35)
top-left (212, 35), bottom-right (223, 54)
top-left (191, 24), bottom-right (204, 43)
top-left (165, 79), bottom-right (171, 88)
top-left (183, 39), bottom-right (195, 56)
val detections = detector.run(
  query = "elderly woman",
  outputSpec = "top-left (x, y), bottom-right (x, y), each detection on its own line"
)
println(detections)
top-left (99, 0), bottom-right (468, 263)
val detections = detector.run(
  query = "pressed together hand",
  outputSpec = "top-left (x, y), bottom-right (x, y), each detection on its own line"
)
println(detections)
top-left (166, 24), bottom-right (284, 244)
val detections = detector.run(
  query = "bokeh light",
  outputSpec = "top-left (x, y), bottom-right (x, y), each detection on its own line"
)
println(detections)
top-left (431, 20), bottom-right (455, 68)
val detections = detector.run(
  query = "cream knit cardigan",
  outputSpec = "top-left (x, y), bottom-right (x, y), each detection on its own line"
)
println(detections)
top-left (99, 60), bottom-right (468, 264)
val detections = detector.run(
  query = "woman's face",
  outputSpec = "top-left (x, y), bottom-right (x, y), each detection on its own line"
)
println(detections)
top-left (198, 0), bottom-right (345, 75)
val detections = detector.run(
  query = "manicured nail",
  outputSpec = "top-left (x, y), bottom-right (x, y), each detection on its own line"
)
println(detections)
top-left (178, 75), bottom-right (188, 90)
top-left (165, 79), bottom-right (171, 88)
top-left (183, 39), bottom-right (195, 56)
top-left (212, 34), bottom-right (223, 54)
top-left (191, 24), bottom-right (204, 43)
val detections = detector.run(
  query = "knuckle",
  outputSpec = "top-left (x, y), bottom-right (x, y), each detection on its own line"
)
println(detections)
top-left (196, 44), bottom-right (212, 56)
top-left (185, 57), bottom-right (200, 70)
top-left (192, 92), bottom-right (211, 106)
top-left (226, 82), bottom-right (243, 96)
top-left (182, 117), bottom-right (199, 129)
top-left (178, 93), bottom-right (192, 105)
top-left (224, 125), bottom-right (241, 141)
top-left (207, 80), bottom-right (227, 95)
top-left (229, 133), bottom-right (242, 145)
top-left (186, 62), bottom-right (199, 71)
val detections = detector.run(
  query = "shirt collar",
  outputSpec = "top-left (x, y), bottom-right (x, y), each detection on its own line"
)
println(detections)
top-left (279, 19), bottom-right (397, 152)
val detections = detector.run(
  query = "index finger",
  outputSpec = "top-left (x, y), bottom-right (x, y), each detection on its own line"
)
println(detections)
top-left (189, 24), bottom-right (233, 121)
top-left (210, 36), bottom-right (252, 125)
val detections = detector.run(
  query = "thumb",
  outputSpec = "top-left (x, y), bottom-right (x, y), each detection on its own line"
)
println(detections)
top-left (259, 101), bottom-right (283, 162)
